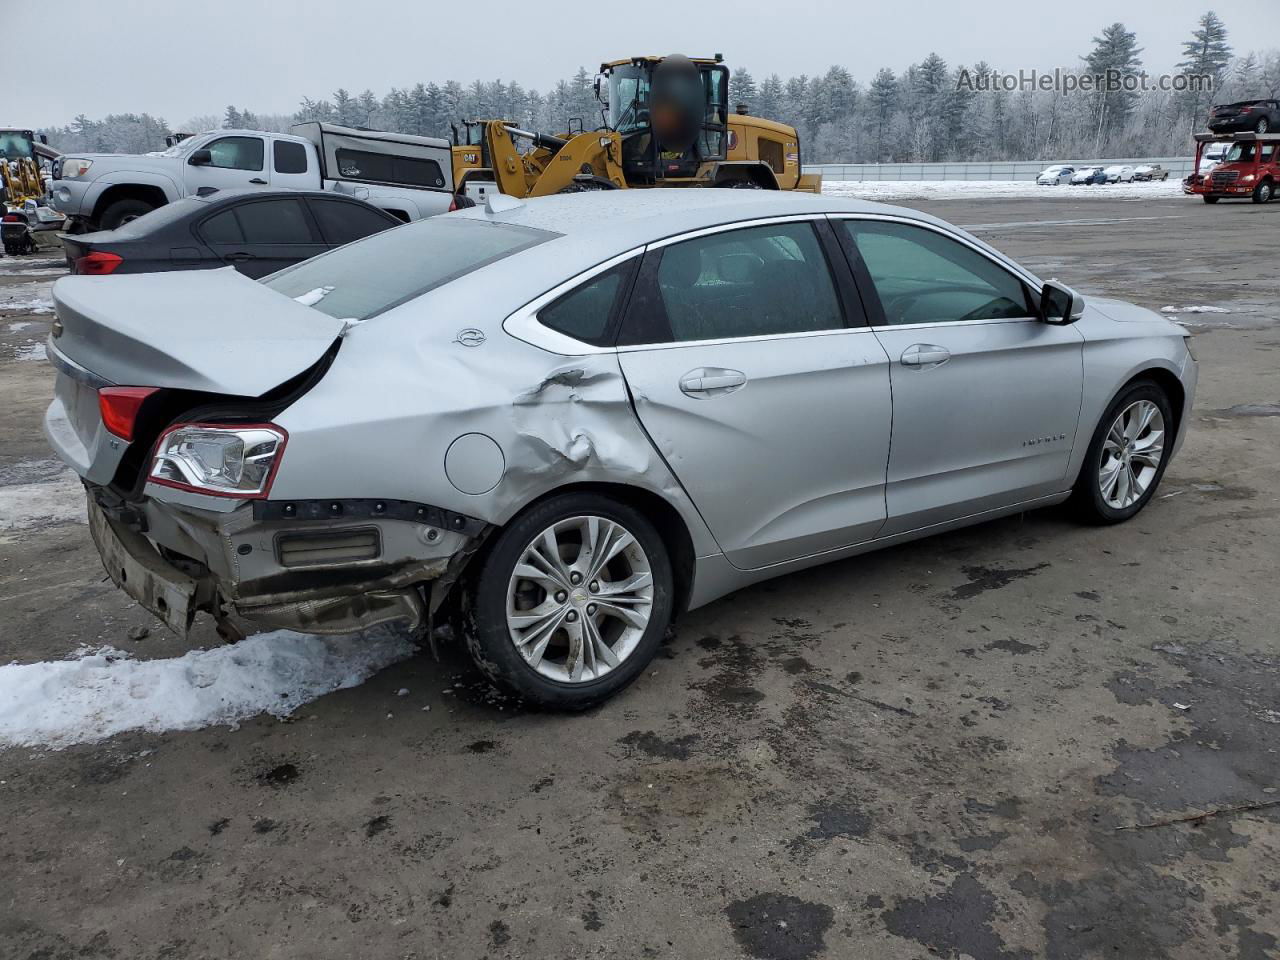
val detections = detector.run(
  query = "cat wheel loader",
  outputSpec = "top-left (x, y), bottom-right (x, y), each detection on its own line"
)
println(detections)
top-left (1, 128), bottom-right (64, 255)
top-left (452, 55), bottom-right (822, 201)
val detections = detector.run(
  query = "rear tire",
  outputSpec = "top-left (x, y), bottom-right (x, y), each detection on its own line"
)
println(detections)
top-left (1256, 117), bottom-right (1270, 134)
top-left (1071, 380), bottom-right (1173, 525)
top-left (464, 492), bottom-right (674, 710)
top-left (99, 198), bottom-right (156, 230)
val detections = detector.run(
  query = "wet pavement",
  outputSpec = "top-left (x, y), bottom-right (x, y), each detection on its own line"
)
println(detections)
top-left (1, 193), bottom-right (1277, 959)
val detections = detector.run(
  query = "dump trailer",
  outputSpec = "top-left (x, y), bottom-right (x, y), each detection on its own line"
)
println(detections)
top-left (453, 55), bottom-right (822, 200)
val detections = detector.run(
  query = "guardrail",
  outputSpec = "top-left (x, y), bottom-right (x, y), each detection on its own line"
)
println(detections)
top-left (805, 158), bottom-right (1195, 181)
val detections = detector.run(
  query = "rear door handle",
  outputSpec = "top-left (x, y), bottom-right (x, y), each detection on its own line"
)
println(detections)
top-left (249, 178), bottom-right (268, 185)
top-left (679, 367), bottom-right (747, 397)
top-left (224, 252), bottom-right (257, 262)
top-left (900, 344), bottom-right (951, 368)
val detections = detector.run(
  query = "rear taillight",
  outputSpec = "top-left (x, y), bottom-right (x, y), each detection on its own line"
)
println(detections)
top-left (74, 252), bottom-right (123, 275)
top-left (448, 196), bottom-right (459, 212)
top-left (149, 423), bottom-right (287, 499)
top-left (1, 214), bottom-right (20, 223)
top-left (98, 387), bottom-right (159, 442)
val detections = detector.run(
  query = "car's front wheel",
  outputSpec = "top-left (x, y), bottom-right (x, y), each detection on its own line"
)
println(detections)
top-left (1072, 381), bottom-right (1173, 524)
top-left (464, 492), bottom-right (673, 709)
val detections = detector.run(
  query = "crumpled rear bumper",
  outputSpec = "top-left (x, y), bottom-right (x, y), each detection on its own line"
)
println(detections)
top-left (85, 490), bottom-right (481, 637)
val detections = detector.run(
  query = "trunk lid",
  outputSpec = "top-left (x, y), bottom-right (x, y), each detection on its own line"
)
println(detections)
top-left (50, 267), bottom-right (345, 394)
top-left (45, 267), bottom-right (345, 485)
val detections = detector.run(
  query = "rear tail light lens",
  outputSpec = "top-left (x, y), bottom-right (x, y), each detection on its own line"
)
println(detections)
top-left (98, 387), bottom-right (158, 441)
top-left (1, 214), bottom-right (20, 223)
top-left (149, 423), bottom-right (287, 499)
top-left (74, 252), bottom-right (123, 275)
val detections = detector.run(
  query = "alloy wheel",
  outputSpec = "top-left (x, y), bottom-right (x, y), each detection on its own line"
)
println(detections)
top-left (505, 515), bottom-right (654, 683)
top-left (1099, 400), bottom-right (1165, 509)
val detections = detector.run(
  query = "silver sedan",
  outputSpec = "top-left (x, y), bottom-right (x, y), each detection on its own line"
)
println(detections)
top-left (44, 190), bottom-right (1198, 708)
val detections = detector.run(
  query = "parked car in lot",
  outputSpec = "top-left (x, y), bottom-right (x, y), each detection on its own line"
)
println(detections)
top-left (1036, 165), bottom-right (1075, 185)
top-left (1104, 164), bottom-right (1136, 183)
top-left (1132, 164), bottom-right (1169, 181)
top-left (61, 189), bottom-right (401, 279)
top-left (50, 123), bottom-right (456, 232)
top-left (43, 191), bottom-right (1197, 709)
top-left (1207, 99), bottom-right (1280, 134)
top-left (1070, 166), bottom-right (1108, 185)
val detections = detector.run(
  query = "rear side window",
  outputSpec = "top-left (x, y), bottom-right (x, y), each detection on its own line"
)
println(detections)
top-left (263, 217), bottom-right (557, 321)
top-left (538, 261), bottom-right (636, 346)
top-left (619, 221), bottom-right (843, 344)
top-left (273, 140), bottom-right (309, 175)
top-left (233, 199), bottom-right (316, 244)
top-left (309, 199), bottom-right (395, 246)
top-left (335, 148), bottom-right (446, 189)
top-left (199, 209), bottom-right (244, 244)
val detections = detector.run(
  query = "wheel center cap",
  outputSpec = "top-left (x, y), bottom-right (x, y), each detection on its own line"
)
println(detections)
top-left (571, 591), bottom-right (588, 606)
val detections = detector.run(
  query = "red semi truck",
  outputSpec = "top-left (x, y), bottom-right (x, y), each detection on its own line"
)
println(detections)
top-left (1184, 131), bottom-right (1279, 204)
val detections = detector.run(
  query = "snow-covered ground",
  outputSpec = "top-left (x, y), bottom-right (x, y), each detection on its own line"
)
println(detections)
top-left (0, 628), bottom-right (418, 750)
top-left (0, 469), bottom-right (87, 534)
top-left (823, 179), bottom-right (1183, 201)
top-left (0, 278), bottom-right (55, 315)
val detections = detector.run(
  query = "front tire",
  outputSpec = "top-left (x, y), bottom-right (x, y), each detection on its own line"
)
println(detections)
top-left (1072, 381), bottom-right (1173, 524)
top-left (1252, 180), bottom-right (1273, 204)
top-left (99, 197), bottom-right (157, 230)
top-left (1203, 195), bottom-right (1220, 204)
top-left (464, 493), bottom-right (674, 710)
top-left (1256, 117), bottom-right (1270, 134)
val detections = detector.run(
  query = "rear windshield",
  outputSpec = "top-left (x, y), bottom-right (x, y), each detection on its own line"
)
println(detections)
top-left (262, 216), bottom-right (557, 321)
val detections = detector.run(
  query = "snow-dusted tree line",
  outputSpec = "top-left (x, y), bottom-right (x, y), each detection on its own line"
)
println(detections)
top-left (40, 14), bottom-right (1279, 163)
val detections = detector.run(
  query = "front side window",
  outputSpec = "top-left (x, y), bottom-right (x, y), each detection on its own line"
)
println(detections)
top-left (334, 148), bottom-right (445, 189)
top-left (620, 221), bottom-right (843, 344)
top-left (309, 199), bottom-right (395, 246)
top-left (204, 136), bottom-right (264, 171)
top-left (839, 220), bottom-right (1033, 326)
top-left (263, 217), bottom-right (556, 321)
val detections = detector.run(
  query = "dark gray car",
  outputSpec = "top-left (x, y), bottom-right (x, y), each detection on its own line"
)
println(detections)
top-left (61, 189), bottom-right (402, 279)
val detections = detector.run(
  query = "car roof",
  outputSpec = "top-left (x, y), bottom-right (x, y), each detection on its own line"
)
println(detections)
top-left (189, 188), bottom-right (363, 204)
top-left (388, 189), bottom-right (1040, 330)
top-left (458, 189), bottom-right (937, 252)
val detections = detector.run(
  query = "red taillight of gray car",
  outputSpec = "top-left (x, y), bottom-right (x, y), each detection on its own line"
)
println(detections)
top-left (148, 423), bottom-right (288, 499)
top-left (74, 252), bottom-right (124, 275)
top-left (98, 387), bottom-right (159, 441)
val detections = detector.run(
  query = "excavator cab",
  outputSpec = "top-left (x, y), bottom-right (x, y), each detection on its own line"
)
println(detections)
top-left (601, 56), bottom-right (729, 183)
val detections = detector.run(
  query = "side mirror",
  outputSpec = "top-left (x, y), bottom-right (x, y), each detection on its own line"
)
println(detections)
top-left (188, 149), bottom-right (212, 166)
top-left (39, 134), bottom-right (49, 145)
top-left (1040, 280), bottom-right (1085, 325)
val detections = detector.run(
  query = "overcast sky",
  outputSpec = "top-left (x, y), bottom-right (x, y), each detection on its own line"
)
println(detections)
top-left (12, 0), bottom-right (1275, 128)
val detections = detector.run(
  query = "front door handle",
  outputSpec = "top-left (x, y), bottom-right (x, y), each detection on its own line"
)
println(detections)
top-left (679, 367), bottom-right (747, 397)
top-left (224, 252), bottom-right (257, 262)
top-left (249, 178), bottom-right (268, 185)
top-left (900, 343), bottom-right (951, 368)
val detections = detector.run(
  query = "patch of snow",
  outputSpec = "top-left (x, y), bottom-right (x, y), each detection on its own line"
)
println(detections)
top-left (0, 471), bottom-right (87, 532)
top-left (7, 321), bottom-right (34, 332)
top-left (13, 341), bottom-right (47, 362)
top-left (0, 297), bottom-right (53, 315)
top-left (0, 279), bottom-right (56, 315)
top-left (0, 629), bottom-right (417, 749)
top-left (294, 285), bottom-right (335, 306)
top-left (823, 179), bottom-right (1183, 201)
top-left (1160, 305), bottom-right (1230, 314)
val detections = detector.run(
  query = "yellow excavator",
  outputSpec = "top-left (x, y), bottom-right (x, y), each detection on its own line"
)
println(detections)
top-left (452, 55), bottom-right (821, 200)
top-left (2, 128), bottom-right (63, 255)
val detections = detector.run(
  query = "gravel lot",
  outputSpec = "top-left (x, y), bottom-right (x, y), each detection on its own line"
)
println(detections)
top-left (1, 193), bottom-right (1277, 960)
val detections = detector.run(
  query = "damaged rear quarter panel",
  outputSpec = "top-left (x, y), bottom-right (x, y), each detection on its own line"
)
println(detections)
top-left (265, 268), bottom-right (721, 559)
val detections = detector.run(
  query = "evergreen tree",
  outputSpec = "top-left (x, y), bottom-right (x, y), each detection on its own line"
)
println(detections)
top-left (1176, 11), bottom-right (1232, 128)
top-left (730, 68), bottom-right (758, 112)
top-left (1084, 22), bottom-right (1144, 149)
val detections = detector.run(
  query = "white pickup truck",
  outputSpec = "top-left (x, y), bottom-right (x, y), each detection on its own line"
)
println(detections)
top-left (50, 123), bottom-right (457, 231)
